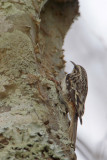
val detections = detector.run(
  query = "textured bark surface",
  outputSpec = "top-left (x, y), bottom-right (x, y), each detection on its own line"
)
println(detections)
top-left (0, 0), bottom-right (79, 159)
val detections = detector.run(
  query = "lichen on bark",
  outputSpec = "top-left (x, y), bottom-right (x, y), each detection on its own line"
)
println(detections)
top-left (0, 0), bottom-right (79, 159)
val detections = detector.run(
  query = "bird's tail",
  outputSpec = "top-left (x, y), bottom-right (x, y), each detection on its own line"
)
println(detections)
top-left (69, 114), bottom-right (78, 148)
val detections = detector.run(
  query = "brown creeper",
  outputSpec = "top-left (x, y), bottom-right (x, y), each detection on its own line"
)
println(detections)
top-left (61, 61), bottom-right (88, 147)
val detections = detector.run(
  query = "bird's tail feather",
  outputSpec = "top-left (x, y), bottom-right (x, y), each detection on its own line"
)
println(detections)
top-left (69, 115), bottom-right (78, 148)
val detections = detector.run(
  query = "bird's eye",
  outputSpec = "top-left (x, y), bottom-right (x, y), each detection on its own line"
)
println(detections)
top-left (75, 67), bottom-right (79, 72)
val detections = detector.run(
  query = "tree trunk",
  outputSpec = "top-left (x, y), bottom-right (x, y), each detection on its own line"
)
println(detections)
top-left (0, 0), bottom-right (79, 159)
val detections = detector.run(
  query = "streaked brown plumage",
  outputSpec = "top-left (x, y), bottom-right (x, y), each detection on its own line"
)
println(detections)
top-left (61, 61), bottom-right (88, 147)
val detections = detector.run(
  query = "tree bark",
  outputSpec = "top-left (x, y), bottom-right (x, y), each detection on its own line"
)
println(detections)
top-left (0, 0), bottom-right (79, 159)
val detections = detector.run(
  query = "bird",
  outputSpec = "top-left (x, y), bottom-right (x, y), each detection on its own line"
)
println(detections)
top-left (61, 61), bottom-right (88, 147)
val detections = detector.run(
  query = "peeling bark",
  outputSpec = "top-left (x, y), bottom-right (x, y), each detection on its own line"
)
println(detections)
top-left (0, 0), bottom-right (79, 159)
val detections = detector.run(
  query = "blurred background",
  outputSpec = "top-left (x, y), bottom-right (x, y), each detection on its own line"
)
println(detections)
top-left (63, 0), bottom-right (107, 159)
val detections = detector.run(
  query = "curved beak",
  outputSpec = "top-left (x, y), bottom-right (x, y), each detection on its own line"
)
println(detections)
top-left (70, 61), bottom-right (76, 66)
